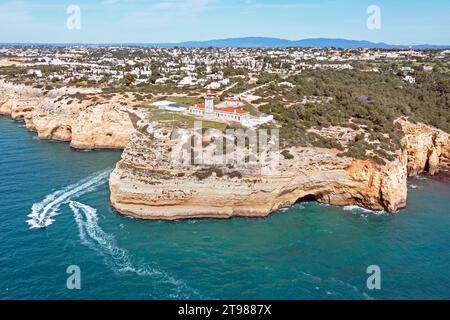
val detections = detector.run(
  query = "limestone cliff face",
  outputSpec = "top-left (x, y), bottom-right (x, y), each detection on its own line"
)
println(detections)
top-left (28, 99), bottom-right (137, 149)
top-left (109, 123), bottom-right (408, 220)
top-left (24, 95), bottom-right (87, 142)
top-left (2, 81), bottom-right (449, 219)
top-left (30, 113), bottom-right (74, 142)
top-left (70, 104), bottom-right (137, 149)
top-left (0, 81), bottom-right (139, 149)
top-left (398, 119), bottom-right (450, 177)
top-left (0, 99), bottom-right (13, 116)
top-left (0, 81), bottom-right (43, 118)
top-left (10, 99), bottom-right (40, 121)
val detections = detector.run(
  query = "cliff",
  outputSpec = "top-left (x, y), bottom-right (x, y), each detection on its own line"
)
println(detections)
top-left (398, 119), bottom-right (450, 178)
top-left (109, 122), bottom-right (413, 220)
top-left (70, 103), bottom-right (138, 149)
top-left (2, 80), bottom-right (449, 219)
top-left (110, 118), bottom-right (450, 220)
top-left (0, 81), bottom-right (43, 119)
top-left (0, 81), bottom-right (142, 149)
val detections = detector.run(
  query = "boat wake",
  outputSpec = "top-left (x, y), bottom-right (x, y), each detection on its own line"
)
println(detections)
top-left (26, 168), bottom-right (113, 229)
top-left (69, 201), bottom-right (200, 299)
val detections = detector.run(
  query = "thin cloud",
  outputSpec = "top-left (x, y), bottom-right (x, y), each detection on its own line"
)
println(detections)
top-left (121, 0), bottom-right (217, 28)
top-left (153, 0), bottom-right (216, 12)
top-left (244, 0), bottom-right (323, 9)
top-left (101, 0), bottom-right (121, 5)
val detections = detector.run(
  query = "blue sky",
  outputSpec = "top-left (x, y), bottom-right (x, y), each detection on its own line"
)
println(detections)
top-left (0, 0), bottom-right (449, 44)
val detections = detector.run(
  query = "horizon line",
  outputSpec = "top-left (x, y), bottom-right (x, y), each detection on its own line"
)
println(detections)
top-left (0, 36), bottom-right (449, 48)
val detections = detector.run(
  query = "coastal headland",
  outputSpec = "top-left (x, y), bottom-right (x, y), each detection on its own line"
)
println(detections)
top-left (1, 45), bottom-right (449, 219)
top-left (1, 80), bottom-right (448, 219)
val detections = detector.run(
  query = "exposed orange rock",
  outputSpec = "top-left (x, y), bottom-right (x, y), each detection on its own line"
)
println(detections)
top-left (0, 81), bottom-right (141, 149)
top-left (398, 118), bottom-right (450, 177)
top-left (109, 122), bottom-right (411, 220)
top-left (1, 81), bottom-right (449, 219)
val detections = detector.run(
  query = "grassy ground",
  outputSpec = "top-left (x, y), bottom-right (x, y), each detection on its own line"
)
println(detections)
top-left (164, 96), bottom-right (203, 106)
top-left (242, 102), bottom-right (261, 116)
top-left (148, 108), bottom-right (228, 130)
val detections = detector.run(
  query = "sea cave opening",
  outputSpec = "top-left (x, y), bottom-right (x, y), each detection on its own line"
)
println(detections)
top-left (296, 194), bottom-right (319, 203)
top-left (424, 157), bottom-right (431, 173)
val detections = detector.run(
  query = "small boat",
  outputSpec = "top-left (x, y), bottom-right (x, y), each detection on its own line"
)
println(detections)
top-left (37, 220), bottom-right (48, 229)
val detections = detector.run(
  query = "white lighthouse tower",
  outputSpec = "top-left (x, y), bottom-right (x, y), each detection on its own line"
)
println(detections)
top-left (204, 89), bottom-right (215, 117)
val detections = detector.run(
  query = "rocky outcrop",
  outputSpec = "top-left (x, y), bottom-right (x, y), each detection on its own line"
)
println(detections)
top-left (110, 118), bottom-right (450, 220)
top-left (25, 95), bottom-right (86, 141)
top-left (109, 122), bottom-right (408, 220)
top-left (2, 80), bottom-right (449, 220)
top-left (10, 99), bottom-right (42, 120)
top-left (0, 98), bottom-right (13, 115)
top-left (0, 97), bottom-right (42, 120)
top-left (398, 118), bottom-right (450, 177)
top-left (0, 81), bottom-right (43, 117)
top-left (29, 100), bottom-right (138, 149)
top-left (70, 104), bottom-right (137, 149)
top-left (30, 113), bottom-right (74, 141)
top-left (0, 81), bottom-right (141, 149)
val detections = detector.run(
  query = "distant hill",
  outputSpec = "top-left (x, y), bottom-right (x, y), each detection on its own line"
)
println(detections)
top-left (146, 37), bottom-right (450, 49)
top-left (3, 37), bottom-right (449, 49)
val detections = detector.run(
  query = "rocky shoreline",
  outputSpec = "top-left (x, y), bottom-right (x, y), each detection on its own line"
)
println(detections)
top-left (424, 170), bottom-right (450, 184)
top-left (0, 80), bottom-right (144, 150)
top-left (1, 80), bottom-right (449, 219)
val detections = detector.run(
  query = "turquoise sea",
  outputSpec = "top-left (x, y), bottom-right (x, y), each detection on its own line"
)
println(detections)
top-left (0, 116), bottom-right (449, 300)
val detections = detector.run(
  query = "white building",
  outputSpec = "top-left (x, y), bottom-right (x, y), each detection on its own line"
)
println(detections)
top-left (205, 82), bottom-right (221, 90)
top-left (278, 81), bottom-right (295, 88)
top-left (189, 90), bottom-right (250, 123)
top-left (178, 75), bottom-right (197, 87)
top-left (403, 75), bottom-right (416, 84)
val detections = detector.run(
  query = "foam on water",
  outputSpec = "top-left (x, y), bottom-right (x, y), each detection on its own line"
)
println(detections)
top-left (69, 201), bottom-right (200, 299)
top-left (298, 271), bottom-right (373, 300)
top-left (26, 168), bottom-right (113, 229)
top-left (342, 205), bottom-right (386, 216)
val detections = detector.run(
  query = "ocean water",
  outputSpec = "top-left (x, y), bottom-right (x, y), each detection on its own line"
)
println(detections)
top-left (0, 116), bottom-right (449, 300)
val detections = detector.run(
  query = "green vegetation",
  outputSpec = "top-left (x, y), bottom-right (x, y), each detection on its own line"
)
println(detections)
top-left (122, 73), bottom-right (135, 87)
top-left (164, 96), bottom-right (203, 106)
top-left (242, 102), bottom-right (261, 116)
top-left (281, 150), bottom-right (294, 160)
top-left (193, 168), bottom-right (242, 180)
top-left (194, 168), bottom-right (224, 180)
top-left (148, 108), bottom-right (227, 130)
top-left (258, 68), bottom-right (450, 164)
top-left (1, 47), bottom-right (449, 166)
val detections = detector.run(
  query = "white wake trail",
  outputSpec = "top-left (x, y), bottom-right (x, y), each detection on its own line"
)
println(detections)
top-left (27, 168), bottom-right (113, 229)
top-left (69, 201), bottom-right (200, 299)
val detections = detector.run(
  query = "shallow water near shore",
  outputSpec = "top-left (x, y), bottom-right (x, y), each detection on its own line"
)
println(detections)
top-left (0, 116), bottom-right (449, 300)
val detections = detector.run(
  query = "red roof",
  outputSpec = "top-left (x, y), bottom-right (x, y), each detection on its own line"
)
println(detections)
top-left (218, 107), bottom-right (249, 115)
top-left (193, 103), bottom-right (205, 109)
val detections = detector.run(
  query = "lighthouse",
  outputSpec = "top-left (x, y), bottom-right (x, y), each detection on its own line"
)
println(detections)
top-left (204, 89), bottom-right (215, 115)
